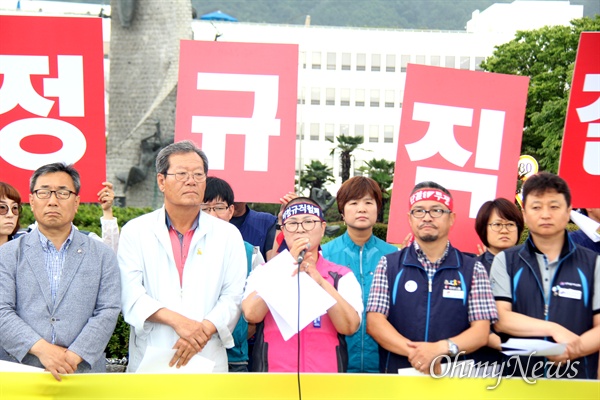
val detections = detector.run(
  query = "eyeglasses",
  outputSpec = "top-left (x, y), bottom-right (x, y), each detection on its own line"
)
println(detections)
top-left (33, 189), bottom-right (76, 200)
top-left (409, 209), bottom-right (451, 219)
top-left (488, 222), bottom-right (518, 232)
top-left (201, 205), bottom-right (230, 214)
top-left (282, 219), bottom-right (322, 232)
top-left (164, 172), bottom-right (206, 183)
top-left (0, 204), bottom-right (21, 216)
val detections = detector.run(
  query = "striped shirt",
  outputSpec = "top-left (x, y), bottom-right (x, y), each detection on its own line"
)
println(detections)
top-left (366, 241), bottom-right (498, 324)
top-left (38, 227), bottom-right (74, 343)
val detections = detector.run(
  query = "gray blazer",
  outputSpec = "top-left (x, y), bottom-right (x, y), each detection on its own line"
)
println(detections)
top-left (0, 228), bottom-right (121, 372)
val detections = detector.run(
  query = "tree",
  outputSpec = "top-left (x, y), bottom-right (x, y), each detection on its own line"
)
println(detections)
top-left (299, 160), bottom-right (335, 193)
top-left (479, 16), bottom-right (600, 173)
top-left (358, 158), bottom-right (395, 222)
top-left (329, 135), bottom-right (364, 183)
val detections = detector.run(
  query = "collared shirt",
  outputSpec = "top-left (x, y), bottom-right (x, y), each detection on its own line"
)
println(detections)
top-left (165, 211), bottom-right (199, 285)
top-left (366, 241), bottom-right (498, 323)
top-left (38, 226), bottom-right (74, 343)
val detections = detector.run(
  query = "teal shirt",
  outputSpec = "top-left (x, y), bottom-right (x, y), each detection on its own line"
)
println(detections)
top-left (322, 231), bottom-right (398, 373)
top-left (226, 241), bottom-right (254, 364)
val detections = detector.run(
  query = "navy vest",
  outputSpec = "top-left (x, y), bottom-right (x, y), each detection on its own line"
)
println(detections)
top-left (381, 244), bottom-right (480, 373)
top-left (238, 209), bottom-right (276, 259)
top-left (501, 235), bottom-right (598, 379)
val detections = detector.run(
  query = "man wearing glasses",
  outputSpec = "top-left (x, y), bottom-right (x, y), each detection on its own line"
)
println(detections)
top-left (118, 140), bottom-right (246, 373)
top-left (0, 163), bottom-right (121, 381)
top-left (366, 181), bottom-right (497, 374)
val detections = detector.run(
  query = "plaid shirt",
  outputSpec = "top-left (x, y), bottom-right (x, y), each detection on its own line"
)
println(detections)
top-left (366, 241), bottom-right (498, 324)
top-left (38, 227), bottom-right (74, 343)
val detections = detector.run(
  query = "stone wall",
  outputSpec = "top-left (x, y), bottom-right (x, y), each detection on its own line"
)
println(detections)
top-left (107, 0), bottom-right (192, 208)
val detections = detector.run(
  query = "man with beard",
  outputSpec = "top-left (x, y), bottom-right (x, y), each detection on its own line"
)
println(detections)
top-left (366, 181), bottom-right (497, 374)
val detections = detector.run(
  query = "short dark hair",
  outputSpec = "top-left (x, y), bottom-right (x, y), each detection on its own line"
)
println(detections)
top-left (411, 181), bottom-right (452, 198)
top-left (155, 140), bottom-right (209, 175)
top-left (475, 198), bottom-right (524, 247)
top-left (522, 172), bottom-right (571, 207)
top-left (204, 177), bottom-right (234, 205)
top-left (0, 182), bottom-right (22, 236)
top-left (336, 176), bottom-right (383, 214)
top-left (29, 163), bottom-right (81, 194)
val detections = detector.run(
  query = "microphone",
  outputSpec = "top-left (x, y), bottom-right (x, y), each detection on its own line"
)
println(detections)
top-left (297, 249), bottom-right (307, 264)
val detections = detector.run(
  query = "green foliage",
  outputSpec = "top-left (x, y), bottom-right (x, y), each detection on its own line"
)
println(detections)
top-left (329, 135), bottom-right (364, 183)
top-left (248, 202), bottom-right (279, 216)
top-left (105, 313), bottom-right (129, 359)
top-left (299, 160), bottom-right (335, 192)
top-left (480, 16), bottom-right (600, 173)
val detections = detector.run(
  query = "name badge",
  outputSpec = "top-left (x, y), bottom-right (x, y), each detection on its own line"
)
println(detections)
top-left (313, 317), bottom-right (321, 328)
top-left (443, 289), bottom-right (464, 300)
top-left (558, 288), bottom-right (582, 300)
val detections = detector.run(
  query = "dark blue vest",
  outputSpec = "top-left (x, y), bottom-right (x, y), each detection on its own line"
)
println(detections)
top-left (501, 235), bottom-right (598, 379)
top-left (381, 244), bottom-right (479, 373)
top-left (237, 209), bottom-right (276, 259)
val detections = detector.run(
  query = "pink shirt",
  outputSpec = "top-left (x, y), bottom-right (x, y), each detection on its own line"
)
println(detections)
top-left (166, 212), bottom-right (198, 286)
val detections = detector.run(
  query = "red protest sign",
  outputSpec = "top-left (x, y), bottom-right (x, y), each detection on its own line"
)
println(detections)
top-left (175, 40), bottom-right (298, 203)
top-left (387, 64), bottom-right (529, 253)
top-left (559, 32), bottom-right (600, 208)
top-left (0, 16), bottom-right (106, 202)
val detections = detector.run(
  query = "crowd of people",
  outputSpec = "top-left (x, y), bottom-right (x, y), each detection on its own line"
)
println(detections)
top-left (0, 140), bottom-right (598, 381)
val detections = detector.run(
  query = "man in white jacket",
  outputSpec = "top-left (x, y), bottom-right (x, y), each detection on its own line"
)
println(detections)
top-left (118, 140), bottom-right (247, 372)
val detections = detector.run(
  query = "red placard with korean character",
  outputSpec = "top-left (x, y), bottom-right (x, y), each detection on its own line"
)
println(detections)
top-left (0, 16), bottom-right (106, 202)
top-left (175, 40), bottom-right (298, 203)
top-left (558, 32), bottom-right (600, 208)
top-left (387, 64), bottom-right (529, 253)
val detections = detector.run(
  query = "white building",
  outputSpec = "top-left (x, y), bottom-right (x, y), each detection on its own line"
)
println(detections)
top-left (0, 0), bottom-right (584, 193)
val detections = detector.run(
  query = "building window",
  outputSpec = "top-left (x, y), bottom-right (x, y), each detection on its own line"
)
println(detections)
top-left (310, 123), bottom-right (320, 141)
top-left (340, 124), bottom-right (350, 137)
top-left (297, 122), bottom-right (304, 140)
top-left (384, 125), bottom-right (394, 143)
top-left (355, 89), bottom-right (365, 107)
top-left (312, 52), bottom-right (321, 70)
top-left (475, 57), bottom-right (485, 71)
top-left (341, 52), bottom-right (351, 70)
top-left (430, 55), bottom-right (440, 67)
top-left (324, 123), bottom-right (334, 142)
top-left (356, 53), bottom-right (366, 71)
top-left (341, 88), bottom-right (350, 106)
top-left (311, 87), bottom-right (320, 105)
top-left (326, 88), bottom-right (335, 106)
top-left (401, 55), bottom-right (410, 72)
top-left (445, 56), bottom-right (455, 68)
top-left (385, 90), bottom-right (395, 108)
top-left (297, 87), bottom-right (305, 105)
top-left (460, 56), bottom-right (470, 70)
top-left (371, 54), bottom-right (381, 72)
top-left (386, 54), bottom-right (396, 72)
top-left (327, 52), bottom-right (336, 70)
top-left (369, 125), bottom-right (379, 143)
top-left (354, 124), bottom-right (364, 138)
top-left (370, 90), bottom-right (380, 107)
top-left (416, 55), bottom-right (426, 65)
top-left (300, 51), bottom-right (306, 69)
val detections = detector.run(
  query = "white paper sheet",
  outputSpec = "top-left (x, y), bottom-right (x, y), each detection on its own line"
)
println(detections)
top-left (252, 250), bottom-right (337, 341)
top-left (0, 360), bottom-right (45, 372)
top-left (570, 210), bottom-right (600, 242)
top-left (136, 346), bottom-right (215, 373)
top-left (501, 338), bottom-right (566, 356)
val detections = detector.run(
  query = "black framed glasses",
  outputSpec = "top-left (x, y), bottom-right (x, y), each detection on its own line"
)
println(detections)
top-left (201, 205), bottom-right (230, 214)
top-left (488, 222), bottom-right (517, 232)
top-left (164, 172), bottom-right (206, 183)
top-left (33, 189), bottom-right (76, 200)
top-left (0, 204), bottom-right (21, 216)
top-left (409, 209), bottom-right (451, 219)
top-left (282, 219), bottom-right (322, 232)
